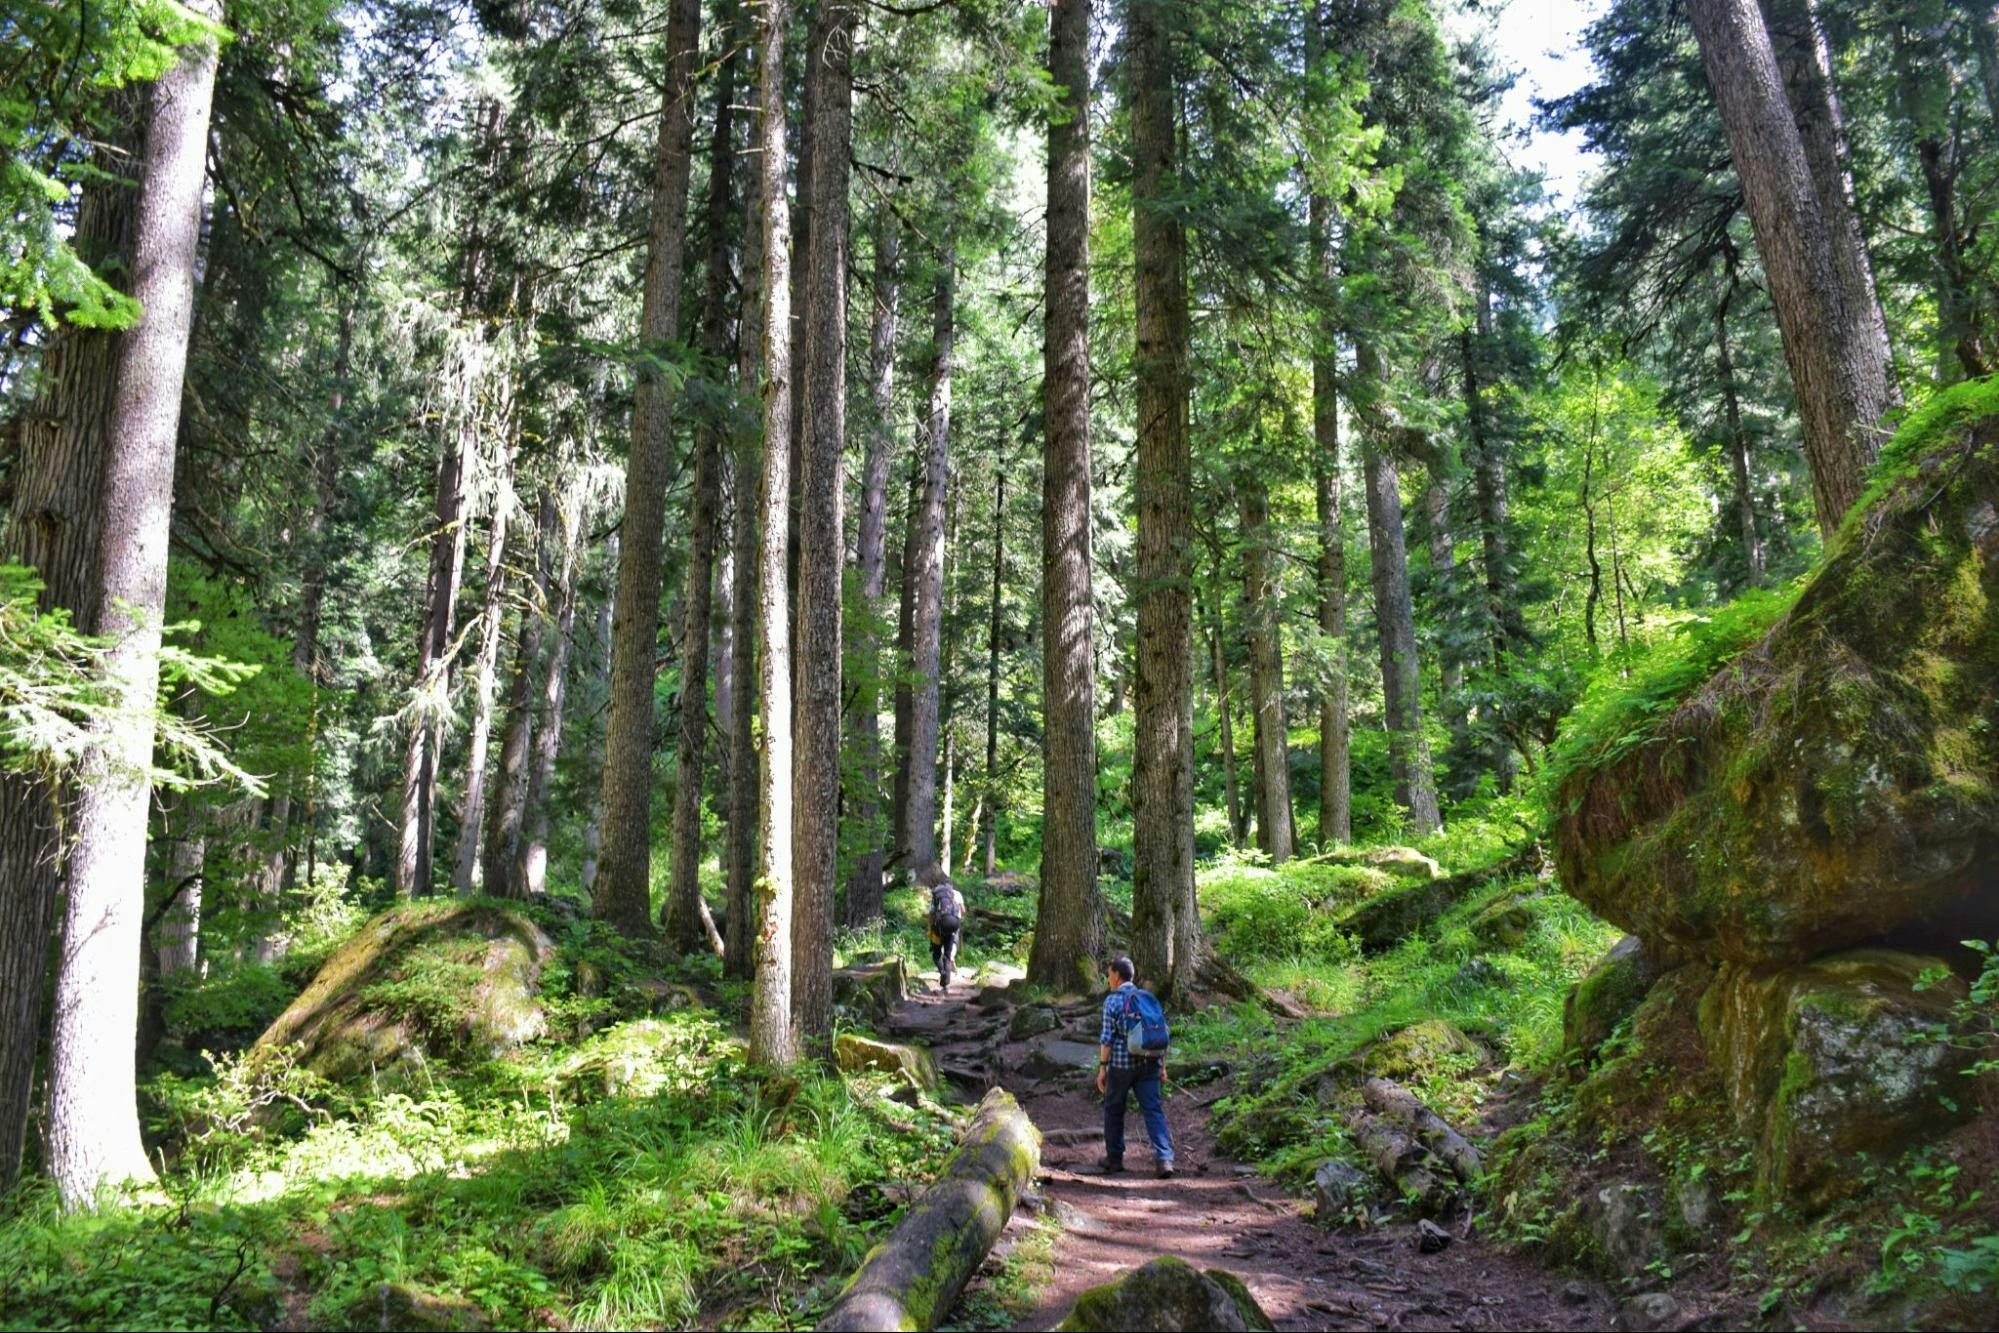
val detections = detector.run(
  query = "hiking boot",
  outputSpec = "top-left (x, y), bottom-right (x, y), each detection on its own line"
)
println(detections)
top-left (1097, 1157), bottom-right (1125, 1175)
top-left (1156, 1161), bottom-right (1177, 1179)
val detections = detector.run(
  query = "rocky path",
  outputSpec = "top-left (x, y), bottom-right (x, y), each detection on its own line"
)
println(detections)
top-left (882, 973), bottom-right (1618, 1332)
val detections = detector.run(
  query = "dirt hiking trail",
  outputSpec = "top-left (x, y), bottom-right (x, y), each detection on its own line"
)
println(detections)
top-left (882, 973), bottom-right (1622, 1332)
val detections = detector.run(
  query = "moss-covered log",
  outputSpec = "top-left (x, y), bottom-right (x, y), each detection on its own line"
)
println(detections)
top-left (817, 1086), bottom-right (1040, 1332)
top-left (1360, 1077), bottom-right (1483, 1182)
top-left (1552, 380), bottom-right (1999, 963)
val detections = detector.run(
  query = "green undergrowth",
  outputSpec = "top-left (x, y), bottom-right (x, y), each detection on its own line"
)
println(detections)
top-left (1182, 830), bottom-right (1619, 1190)
top-left (0, 893), bottom-right (972, 1332)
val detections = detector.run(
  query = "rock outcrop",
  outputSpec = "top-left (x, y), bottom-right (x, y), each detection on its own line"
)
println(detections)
top-left (1553, 382), bottom-right (1999, 964)
top-left (254, 902), bottom-right (555, 1082)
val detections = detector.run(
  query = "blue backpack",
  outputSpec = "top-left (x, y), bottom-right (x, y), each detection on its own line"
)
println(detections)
top-left (1120, 988), bottom-right (1171, 1057)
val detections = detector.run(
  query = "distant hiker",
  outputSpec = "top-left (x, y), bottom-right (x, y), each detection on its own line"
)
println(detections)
top-left (1095, 955), bottom-right (1175, 1177)
top-left (928, 881), bottom-right (966, 989)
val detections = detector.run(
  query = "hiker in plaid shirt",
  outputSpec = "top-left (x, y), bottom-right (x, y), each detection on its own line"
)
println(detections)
top-left (1094, 955), bottom-right (1175, 1177)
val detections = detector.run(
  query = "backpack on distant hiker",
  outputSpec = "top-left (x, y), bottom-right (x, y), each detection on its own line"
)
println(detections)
top-left (1120, 988), bottom-right (1171, 1057)
top-left (928, 883), bottom-right (964, 939)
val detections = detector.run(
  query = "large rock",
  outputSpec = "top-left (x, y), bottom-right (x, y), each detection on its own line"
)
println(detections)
top-left (253, 902), bottom-right (554, 1082)
top-left (1698, 948), bottom-right (1970, 1209)
top-left (1562, 936), bottom-right (1668, 1060)
top-left (1552, 386), bottom-right (1999, 963)
top-left (1364, 1019), bottom-right (1487, 1081)
top-left (1311, 844), bottom-right (1443, 881)
top-left (832, 956), bottom-right (909, 1024)
top-left (1057, 1257), bottom-right (1274, 1332)
top-left (834, 1033), bottom-right (938, 1089)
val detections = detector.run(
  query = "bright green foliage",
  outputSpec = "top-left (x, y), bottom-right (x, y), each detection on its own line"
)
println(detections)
top-left (1, 0), bottom-right (227, 325)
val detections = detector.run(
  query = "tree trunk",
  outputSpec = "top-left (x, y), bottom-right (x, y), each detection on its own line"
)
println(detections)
top-left (483, 493), bottom-right (553, 897)
top-left (48, 9), bottom-right (221, 1203)
top-left (0, 145), bottom-right (136, 1194)
top-left (818, 1089), bottom-right (1040, 1332)
top-left (891, 454), bottom-right (921, 865)
top-left (789, 1), bottom-right (853, 1048)
top-left (844, 212), bottom-right (901, 928)
top-left (399, 360), bottom-right (471, 898)
top-left (156, 814), bottom-right (204, 979)
top-left (1207, 613), bottom-right (1244, 848)
top-left (1760, 0), bottom-right (1895, 384)
top-left (1239, 474), bottom-right (1295, 862)
top-left (750, 0), bottom-right (799, 1067)
top-left (450, 450), bottom-right (516, 892)
top-left (1685, 0), bottom-right (1891, 536)
top-left (1129, 0), bottom-right (1202, 1002)
top-left (1314, 373), bottom-right (1352, 847)
top-left (726, 139), bottom-right (764, 982)
top-left (1459, 298), bottom-right (1528, 665)
top-left (514, 487), bottom-right (583, 897)
top-left (903, 261), bottom-right (955, 887)
top-left (1356, 343), bottom-right (1442, 836)
top-left (594, 0), bottom-right (703, 934)
top-left (1715, 277), bottom-right (1768, 586)
top-left (666, 43), bottom-right (741, 954)
top-left (1028, 0), bottom-right (1106, 994)
top-left (980, 471), bottom-right (1004, 878)
top-left (578, 545), bottom-right (617, 898)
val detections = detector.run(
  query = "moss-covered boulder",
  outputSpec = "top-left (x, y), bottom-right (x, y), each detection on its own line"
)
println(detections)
top-left (1364, 1019), bottom-right (1487, 1081)
top-left (1056, 1257), bottom-right (1274, 1332)
top-left (1552, 382), bottom-right (1999, 963)
top-left (1697, 948), bottom-right (1970, 1210)
top-left (1562, 935), bottom-right (1668, 1060)
top-left (1469, 894), bottom-right (1537, 949)
top-left (831, 956), bottom-right (909, 1024)
top-left (253, 901), bottom-right (554, 1082)
top-left (346, 1282), bottom-right (486, 1331)
top-left (834, 1033), bottom-right (938, 1089)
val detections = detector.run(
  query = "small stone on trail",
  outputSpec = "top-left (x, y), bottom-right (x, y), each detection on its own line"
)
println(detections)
top-left (1414, 1219), bottom-right (1452, 1253)
top-left (1560, 1281), bottom-right (1592, 1306)
top-left (1619, 1291), bottom-right (1680, 1332)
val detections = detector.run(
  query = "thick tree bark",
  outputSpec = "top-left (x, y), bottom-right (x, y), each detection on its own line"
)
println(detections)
top-left (1355, 343), bottom-right (1442, 836)
top-left (595, 0), bottom-right (703, 934)
top-left (47, 8), bottom-right (221, 1203)
top-left (845, 213), bottom-right (901, 928)
top-left (1028, 0), bottom-right (1105, 994)
top-left (726, 144), bottom-right (764, 982)
top-left (1685, 0), bottom-right (1891, 536)
top-left (790, 1), bottom-right (853, 1048)
top-left (450, 453), bottom-right (515, 892)
top-left (0, 148), bottom-right (135, 1194)
top-left (665, 45), bottom-right (741, 955)
top-left (514, 486), bottom-right (583, 897)
top-left (817, 1089), bottom-right (1040, 1333)
top-left (1238, 474), bottom-right (1295, 862)
top-left (903, 261), bottom-right (955, 887)
top-left (1760, 0), bottom-right (1894, 383)
top-left (483, 489), bottom-right (554, 896)
top-left (1128, 0), bottom-right (1202, 1002)
top-left (750, 0), bottom-right (799, 1068)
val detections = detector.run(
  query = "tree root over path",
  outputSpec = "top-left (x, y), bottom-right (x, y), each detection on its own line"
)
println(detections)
top-left (870, 972), bottom-right (1624, 1332)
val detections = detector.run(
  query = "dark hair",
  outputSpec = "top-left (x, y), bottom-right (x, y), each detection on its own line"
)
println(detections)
top-left (1109, 955), bottom-right (1134, 983)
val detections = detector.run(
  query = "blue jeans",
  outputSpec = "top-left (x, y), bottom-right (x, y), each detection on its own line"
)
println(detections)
top-left (1104, 1064), bottom-right (1172, 1165)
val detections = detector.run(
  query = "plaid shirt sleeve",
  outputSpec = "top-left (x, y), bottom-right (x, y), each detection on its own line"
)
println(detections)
top-left (1099, 992), bottom-right (1131, 1070)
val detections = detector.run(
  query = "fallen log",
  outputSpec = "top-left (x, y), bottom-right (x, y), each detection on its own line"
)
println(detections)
top-left (1351, 1114), bottom-right (1453, 1216)
top-left (1360, 1077), bottom-right (1483, 1182)
top-left (818, 1087), bottom-right (1042, 1332)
